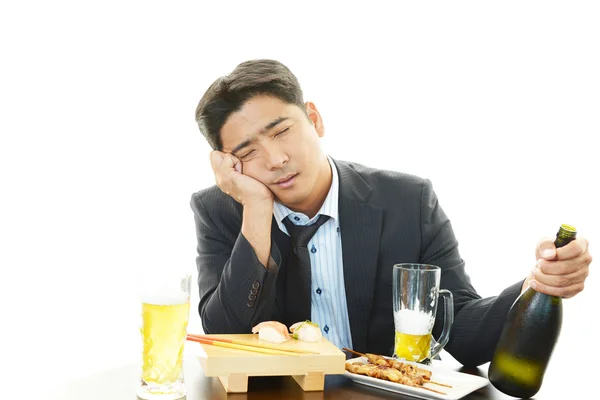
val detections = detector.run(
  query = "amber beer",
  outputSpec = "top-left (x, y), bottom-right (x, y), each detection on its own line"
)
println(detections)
top-left (393, 264), bottom-right (453, 363)
top-left (138, 274), bottom-right (191, 400)
top-left (394, 309), bottom-right (433, 362)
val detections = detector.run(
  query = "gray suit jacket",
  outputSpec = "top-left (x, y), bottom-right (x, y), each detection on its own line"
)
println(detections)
top-left (191, 159), bottom-right (523, 367)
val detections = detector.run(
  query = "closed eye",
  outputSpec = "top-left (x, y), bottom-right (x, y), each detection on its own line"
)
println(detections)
top-left (274, 127), bottom-right (290, 137)
top-left (239, 149), bottom-right (256, 160)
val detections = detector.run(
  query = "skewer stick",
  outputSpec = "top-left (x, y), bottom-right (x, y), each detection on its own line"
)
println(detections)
top-left (420, 386), bottom-right (447, 395)
top-left (343, 347), bottom-right (367, 357)
top-left (427, 380), bottom-right (453, 388)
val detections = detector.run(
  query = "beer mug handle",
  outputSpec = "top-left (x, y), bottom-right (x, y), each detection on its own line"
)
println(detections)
top-left (429, 289), bottom-right (454, 360)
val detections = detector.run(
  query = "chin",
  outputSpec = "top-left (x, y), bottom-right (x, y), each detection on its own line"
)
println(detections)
top-left (274, 191), bottom-right (305, 208)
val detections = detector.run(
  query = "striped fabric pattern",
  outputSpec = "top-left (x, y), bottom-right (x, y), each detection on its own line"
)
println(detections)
top-left (273, 156), bottom-right (353, 350)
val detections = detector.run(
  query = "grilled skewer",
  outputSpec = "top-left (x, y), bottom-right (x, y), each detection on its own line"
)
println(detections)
top-left (345, 362), bottom-right (447, 395)
top-left (343, 348), bottom-right (433, 379)
top-left (342, 348), bottom-right (452, 392)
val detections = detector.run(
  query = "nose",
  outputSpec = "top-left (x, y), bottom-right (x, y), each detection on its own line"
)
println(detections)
top-left (264, 142), bottom-right (288, 171)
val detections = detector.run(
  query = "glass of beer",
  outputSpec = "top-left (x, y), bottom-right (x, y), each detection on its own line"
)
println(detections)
top-left (393, 263), bottom-right (453, 363)
top-left (137, 272), bottom-right (191, 400)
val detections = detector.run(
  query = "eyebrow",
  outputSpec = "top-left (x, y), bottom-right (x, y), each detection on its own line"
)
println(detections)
top-left (230, 116), bottom-right (289, 155)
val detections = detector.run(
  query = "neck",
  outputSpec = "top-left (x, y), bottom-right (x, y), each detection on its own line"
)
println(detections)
top-left (287, 156), bottom-right (332, 218)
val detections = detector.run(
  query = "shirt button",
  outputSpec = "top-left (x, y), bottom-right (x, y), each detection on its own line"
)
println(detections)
top-left (294, 216), bottom-right (300, 221)
top-left (324, 325), bottom-right (329, 333)
top-left (311, 245), bottom-right (317, 254)
top-left (316, 288), bottom-right (322, 295)
top-left (337, 227), bottom-right (340, 233)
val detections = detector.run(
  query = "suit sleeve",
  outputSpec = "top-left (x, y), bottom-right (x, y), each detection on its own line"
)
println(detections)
top-left (419, 179), bottom-right (523, 367)
top-left (191, 192), bottom-right (282, 334)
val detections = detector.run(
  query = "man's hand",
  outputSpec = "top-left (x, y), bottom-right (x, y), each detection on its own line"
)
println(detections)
top-left (522, 237), bottom-right (592, 298)
top-left (210, 151), bottom-right (273, 206)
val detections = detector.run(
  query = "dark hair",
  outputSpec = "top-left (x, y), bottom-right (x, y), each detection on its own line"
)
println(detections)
top-left (195, 59), bottom-right (305, 150)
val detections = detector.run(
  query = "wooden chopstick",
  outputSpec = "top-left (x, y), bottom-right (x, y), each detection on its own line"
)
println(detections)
top-left (187, 333), bottom-right (320, 355)
top-left (186, 335), bottom-right (301, 356)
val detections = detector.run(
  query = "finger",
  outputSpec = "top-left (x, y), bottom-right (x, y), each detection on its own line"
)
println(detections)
top-left (234, 159), bottom-right (242, 173)
top-left (536, 238), bottom-right (556, 260)
top-left (532, 265), bottom-right (588, 287)
top-left (555, 237), bottom-right (589, 261)
top-left (538, 252), bottom-right (592, 275)
top-left (210, 151), bottom-right (235, 193)
top-left (220, 153), bottom-right (238, 171)
top-left (529, 279), bottom-right (585, 298)
top-left (219, 153), bottom-right (245, 174)
top-left (210, 150), bottom-right (225, 169)
top-left (521, 272), bottom-right (534, 293)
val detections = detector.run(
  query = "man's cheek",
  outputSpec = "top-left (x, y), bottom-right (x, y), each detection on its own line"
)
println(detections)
top-left (246, 171), bottom-right (272, 188)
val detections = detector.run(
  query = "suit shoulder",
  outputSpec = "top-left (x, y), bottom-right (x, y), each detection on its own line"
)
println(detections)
top-left (190, 185), bottom-right (242, 220)
top-left (338, 160), bottom-right (429, 193)
top-left (191, 184), bottom-right (223, 203)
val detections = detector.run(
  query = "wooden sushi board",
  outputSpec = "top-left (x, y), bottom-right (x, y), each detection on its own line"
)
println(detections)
top-left (196, 334), bottom-right (345, 393)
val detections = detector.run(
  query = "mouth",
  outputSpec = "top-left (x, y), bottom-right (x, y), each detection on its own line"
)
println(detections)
top-left (274, 173), bottom-right (298, 189)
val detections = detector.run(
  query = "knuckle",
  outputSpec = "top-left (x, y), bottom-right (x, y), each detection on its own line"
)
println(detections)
top-left (537, 259), bottom-right (546, 270)
top-left (540, 263), bottom-right (552, 275)
top-left (555, 286), bottom-right (569, 297)
top-left (556, 275), bottom-right (571, 287)
top-left (564, 283), bottom-right (584, 298)
top-left (583, 268), bottom-right (590, 278)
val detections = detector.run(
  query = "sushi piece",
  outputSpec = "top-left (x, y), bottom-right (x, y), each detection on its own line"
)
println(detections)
top-left (251, 321), bottom-right (291, 343)
top-left (290, 320), bottom-right (322, 342)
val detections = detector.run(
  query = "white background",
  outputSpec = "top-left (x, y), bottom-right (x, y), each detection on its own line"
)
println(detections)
top-left (1, 1), bottom-right (598, 398)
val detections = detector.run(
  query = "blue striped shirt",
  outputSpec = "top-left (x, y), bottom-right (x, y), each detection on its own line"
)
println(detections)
top-left (273, 156), bottom-right (353, 350)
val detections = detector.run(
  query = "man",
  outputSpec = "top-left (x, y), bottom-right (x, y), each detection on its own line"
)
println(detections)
top-left (191, 59), bottom-right (592, 367)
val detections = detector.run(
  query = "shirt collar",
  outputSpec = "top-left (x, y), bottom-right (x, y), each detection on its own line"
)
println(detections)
top-left (273, 156), bottom-right (339, 230)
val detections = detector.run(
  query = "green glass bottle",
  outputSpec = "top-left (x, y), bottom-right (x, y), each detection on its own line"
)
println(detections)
top-left (488, 224), bottom-right (577, 398)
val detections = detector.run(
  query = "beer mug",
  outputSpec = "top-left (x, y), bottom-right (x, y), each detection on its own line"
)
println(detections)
top-left (137, 272), bottom-right (192, 400)
top-left (393, 264), bottom-right (453, 363)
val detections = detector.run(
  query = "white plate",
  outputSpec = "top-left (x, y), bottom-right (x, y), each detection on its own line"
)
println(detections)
top-left (344, 357), bottom-right (489, 400)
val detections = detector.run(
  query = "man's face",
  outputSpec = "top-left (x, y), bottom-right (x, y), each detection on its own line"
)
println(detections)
top-left (220, 95), bottom-right (327, 209)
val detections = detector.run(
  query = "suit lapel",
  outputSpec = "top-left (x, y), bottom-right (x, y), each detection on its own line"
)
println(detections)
top-left (336, 161), bottom-right (383, 352)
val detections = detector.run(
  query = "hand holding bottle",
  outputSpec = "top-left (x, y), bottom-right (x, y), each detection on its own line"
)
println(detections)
top-left (491, 225), bottom-right (589, 398)
top-left (523, 236), bottom-right (592, 297)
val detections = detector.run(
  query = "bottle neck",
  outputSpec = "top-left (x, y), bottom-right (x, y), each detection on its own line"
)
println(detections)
top-left (555, 224), bottom-right (577, 249)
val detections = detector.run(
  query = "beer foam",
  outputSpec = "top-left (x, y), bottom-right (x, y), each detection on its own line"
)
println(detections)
top-left (141, 293), bottom-right (189, 305)
top-left (394, 309), bottom-right (433, 335)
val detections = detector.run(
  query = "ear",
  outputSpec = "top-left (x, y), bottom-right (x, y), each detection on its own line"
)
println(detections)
top-left (305, 101), bottom-right (325, 138)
